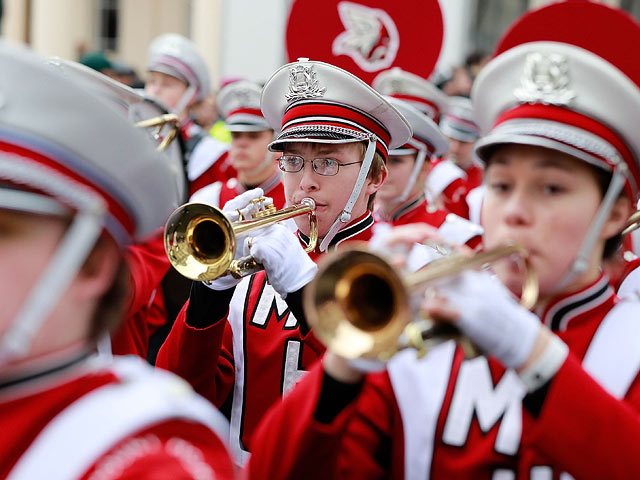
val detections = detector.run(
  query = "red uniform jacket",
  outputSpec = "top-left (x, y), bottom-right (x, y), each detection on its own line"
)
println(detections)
top-left (1, 354), bottom-right (235, 479)
top-left (111, 231), bottom-right (170, 357)
top-left (182, 120), bottom-right (236, 196)
top-left (375, 193), bottom-right (482, 249)
top-left (249, 274), bottom-right (640, 479)
top-left (157, 211), bottom-right (376, 465)
top-left (428, 158), bottom-right (484, 219)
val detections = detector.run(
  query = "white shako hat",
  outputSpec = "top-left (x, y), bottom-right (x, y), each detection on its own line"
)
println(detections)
top-left (147, 33), bottom-right (211, 113)
top-left (261, 58), bottom-right (411, 251)
top-left (386, 96), bottom-right (448, 202)
top-left (217, 80), bottom-right (271, 132)
top-left (50, 57), bottom-right (187, 201)
top-left (439, 96), bottom-right (480, 143)
top-left (471, 1), bottom-right (640, 285)
top-left (0, 40), bottom-right (182, 361)
top-left (373, 67), bottom-right (449, 122)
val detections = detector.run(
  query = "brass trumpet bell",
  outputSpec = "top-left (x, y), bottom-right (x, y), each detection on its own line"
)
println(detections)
top-left (164, 197), bottom-right (317, 281)
top-left (304, 242), bottom-right (538, 361)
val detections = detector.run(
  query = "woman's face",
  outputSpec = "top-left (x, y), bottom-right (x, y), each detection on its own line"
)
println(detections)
top-left (482, 144), bottom-right (616, 299)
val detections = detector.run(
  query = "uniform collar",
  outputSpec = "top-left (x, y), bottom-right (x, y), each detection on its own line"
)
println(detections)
top-left (0, 346), bottom-right (94, 399)
top-left (233, 170), bottom-right (282, 196)
top-left (537, 273), bottom-right (614, 332)
top-left (381, 193), bottom-right (427, 222)
top-left (180, 118), bottom-right (203, 141)
top-left (298, 210), bottom-right (375, 254)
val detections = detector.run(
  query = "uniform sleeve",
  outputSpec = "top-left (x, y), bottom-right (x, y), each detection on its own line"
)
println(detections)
top-left (246, 362), bottom-right (356, 480)
top-left (441, 178), bottom-right (471, 219)
top-left (155, 286), bottom-right (236, 408)
top-left (82, 419), bottom-right (236, 480)
top-left (111, 231), bottom-right (171, 357)
top-left (523, 353), bottom-right (640, 479)
top-left (247, 362), bottom-right (399, 480)
top-left (123, 229), bottom-right (170, 315)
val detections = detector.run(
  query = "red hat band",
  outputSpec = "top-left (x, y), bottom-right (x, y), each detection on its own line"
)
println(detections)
top-left (228, 107), bottom-right (264, 119)
top-left (0, 138), bottom-right (135, 245)
top-left (390, 93), bottom-right (440, 120)
top-left (280, 100), bottom-right (392, 160)
top-left (489, 103), bottom-right (639, 198)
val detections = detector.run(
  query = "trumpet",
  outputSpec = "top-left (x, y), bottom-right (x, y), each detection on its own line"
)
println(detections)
top-left (622, 210), bottom-right (640, 236)
top-left (134, 113), bottom-right (180, 152)
top-left (304, 242), bottom-right (538, 361)
top-left (164, 197), bottom-right (317, 281)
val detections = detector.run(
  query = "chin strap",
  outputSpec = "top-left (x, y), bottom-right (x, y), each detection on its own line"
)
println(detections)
top-left (0, 159), bottom-right (107, 365)
top-left (319, 135), bottom-right (377, 252)
top-left (556, 162), bottom-right (628, 290)
top-left (173, 84), bottom-right (198, 119)
top-left (397, 138), bottom-right (429, 203)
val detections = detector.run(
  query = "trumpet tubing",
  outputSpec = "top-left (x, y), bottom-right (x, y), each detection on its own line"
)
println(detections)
top-left (622, 210), bottom-right (640, 236)
top-left (164, 198), bottom-right (317, 282)
top-left (304, 242), bottom-right (537, 361)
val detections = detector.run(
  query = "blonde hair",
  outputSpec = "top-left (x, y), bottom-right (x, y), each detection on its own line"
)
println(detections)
top-left (358, 142), bottom-right (387, 210)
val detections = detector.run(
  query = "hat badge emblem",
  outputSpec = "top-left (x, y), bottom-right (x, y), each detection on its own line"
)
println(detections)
top-left (514, 52), bottom-right (576, 106)
top-left (234, 88), bottom-right (253, 108)
top-left (286, 64), bottom-right (326, 103)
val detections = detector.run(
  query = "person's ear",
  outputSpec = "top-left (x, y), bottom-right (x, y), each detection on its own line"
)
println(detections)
top-left (73, 236), bottom-right (123, 302)
top-left (600, 194), bottom-right (634, 240)
top-left (365, 164), bottom-right (388, 195)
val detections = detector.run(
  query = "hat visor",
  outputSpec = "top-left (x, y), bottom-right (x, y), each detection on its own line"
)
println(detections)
top-left (440, 125), bottom-right (479, 144)
top-left (389, 147), bottom-right (416, 156)
top-left (225, 123), bottom-right (273, 133)
top-left (268, 131), bottom-right (365, 152)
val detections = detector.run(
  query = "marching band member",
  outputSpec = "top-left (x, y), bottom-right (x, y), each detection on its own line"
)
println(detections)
top-left (374, 96), bottom-right (482, 249)
top-left (0, 41), bottom-right (234, 479)
top-left (438, 96), bottom-right (483, 192)
top-left (156, 58), bottom-right (411, 465)
top-left (438, 96), bottom-right (485, 220)
top-left (373, 67), bottom-right (469, 218)
top-left (145, 33), bottom-right (235, 195)
top-left (190, 80), bottom-right (286, 210)
top-left (249, 3), bottom-right (640, 479)
top-left (50, 58), bottom-right (176, 358)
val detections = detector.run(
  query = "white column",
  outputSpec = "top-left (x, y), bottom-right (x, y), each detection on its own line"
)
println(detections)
top-left (119, 0), bottom-right (190, 80)
top-left (436, 0), bottom-right (477, 76)
top-left (190, 0), bottom-right (224, 90)
top-left (2, 0), bottom-right (29, 44)
top-left (220, 0), bottom-right (290, 83)
top-left (30, 0), bottom-right (95, 59)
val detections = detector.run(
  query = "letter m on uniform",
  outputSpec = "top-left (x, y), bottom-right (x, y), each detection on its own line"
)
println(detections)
top-left (442, 357), bottom-right (526, 455)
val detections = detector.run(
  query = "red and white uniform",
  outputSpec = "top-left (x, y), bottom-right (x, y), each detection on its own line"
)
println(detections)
top-left (157, 211), bottom-right (376, 465)
top-left (183, 121), bottom-right (236, 196)
top-left (427, 158), bottom-right (471, 219)
top-left (250, 274), bottom-right (640, 479)
top-left (617, 257), bottom-right (640, 300)
top-left (111, 231), bottom-right (170, 357)
top-left (462, 162), bottom-right (484, 192)
top-left (1, 354), bottom-right (235, 480)
top-left (190, 171), bottom-right (286, 210)
top-left (375, 193), bottom-right (482, 249)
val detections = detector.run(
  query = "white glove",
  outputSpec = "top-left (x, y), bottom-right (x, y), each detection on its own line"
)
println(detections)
top-left (434, 270), bottom-right (541, 369)
top-left (221, 188), bottom-right (271, 222)
top-left (203, 188), bottom-right (268, 291)
top-left (370, 222), bottom-right (445, 272)
top-left (248, 223), bottom-right (317, 298)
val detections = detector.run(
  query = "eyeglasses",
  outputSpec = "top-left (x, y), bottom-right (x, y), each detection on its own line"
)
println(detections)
top-left (278, 155), bottom-right (362, 177)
